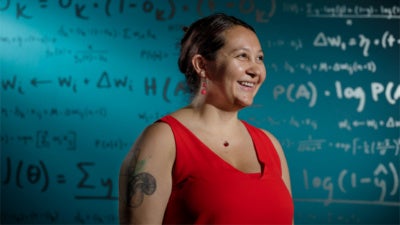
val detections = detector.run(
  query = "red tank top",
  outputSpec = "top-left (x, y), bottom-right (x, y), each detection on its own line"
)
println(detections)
top-left (160, 115), bottom-right (294, 224)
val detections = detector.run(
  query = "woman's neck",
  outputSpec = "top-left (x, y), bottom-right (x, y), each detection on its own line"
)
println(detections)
top-left (187, 102), bottom-right (241, 132)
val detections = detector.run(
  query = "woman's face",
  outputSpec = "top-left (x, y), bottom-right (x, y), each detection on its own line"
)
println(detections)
top-left (205, 25), bottom-right (266, 110)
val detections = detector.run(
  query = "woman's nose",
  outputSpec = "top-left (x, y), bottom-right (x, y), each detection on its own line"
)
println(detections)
top-left (246, 61), bottom-right (265, 78)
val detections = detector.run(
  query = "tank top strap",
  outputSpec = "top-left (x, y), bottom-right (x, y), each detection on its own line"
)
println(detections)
top-left (241, 121), bottom-right (282, 178)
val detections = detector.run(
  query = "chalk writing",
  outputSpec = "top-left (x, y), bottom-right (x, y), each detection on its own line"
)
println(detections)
top-left (1, 130), bottom-right (77, 151)
top-left (1, 106), bottom-right (107, 120)
top-left (1, 0), bottom-right (277, 22)
top-left (1, 211), bottom-right (59, 224)
top-left (302, 162), bottom-right (399, 206)
top-left (297, 135), bottom-right (326, 152)
top-left (273, 81), bottom-right (317, 107)
top-left (305, 4), bottom-right (400, 20)
top-left (1, 71), bottom-right (135, 94)
top-left (338, 117), bottom-right (400, 131)
top-left (266, 60), bottom-right (377, 75)
top-left (144, 76), bottom-right (189, 103)
top-left (74, 211), bottom-right (117, 224)
top-left (57, 26), bottom-right (157, 40)
top-left (273, 81), bottom-right (400, 112)
top-left (0, 34), bottom-right (56, 47)
top-left (2, 157), bottom-right (118, 200)
top-left (94, 138), bottom-right (130, 151)
top-left (313, 31), bottom-right (400, 57)
top-left (280, 136), bottom-right (400, 157)
top-left (331, 137), bottom-right (400, 156)
top-left (283, 3), bottom-right (400, 20)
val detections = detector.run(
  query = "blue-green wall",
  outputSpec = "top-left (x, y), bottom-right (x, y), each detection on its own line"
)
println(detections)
top-left (1, 0), bottom-right (399, 224)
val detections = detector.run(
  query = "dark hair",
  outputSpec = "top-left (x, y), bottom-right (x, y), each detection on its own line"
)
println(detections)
top-left (178, 13), bottom-right (256, 94)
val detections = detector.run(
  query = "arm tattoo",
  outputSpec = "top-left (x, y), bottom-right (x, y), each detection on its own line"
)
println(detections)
top-left (125, 147), bottom-right (157, 208)
top-left (127, 172), bottom-right (156, 208)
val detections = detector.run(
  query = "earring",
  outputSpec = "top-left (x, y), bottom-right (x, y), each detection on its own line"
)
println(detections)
top-left (200, 75), bottom-right (207, 95)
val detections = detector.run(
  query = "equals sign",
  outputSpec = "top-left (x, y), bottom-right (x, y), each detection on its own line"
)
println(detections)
top-left (57, 174), bottom-right (66, 184)
top-left (39, 0), bottom-right (48, 8)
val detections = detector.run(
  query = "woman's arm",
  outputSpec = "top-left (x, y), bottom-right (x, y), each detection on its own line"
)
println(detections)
top-left (119, 122), bottom-right (175, 224)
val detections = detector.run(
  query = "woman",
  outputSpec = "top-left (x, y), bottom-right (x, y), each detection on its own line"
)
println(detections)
top-left (119, 13), bottom-right (294, 224)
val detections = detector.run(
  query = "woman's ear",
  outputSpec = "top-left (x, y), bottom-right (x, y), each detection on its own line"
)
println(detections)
top-left (192, 54), bottom-right (206, 77)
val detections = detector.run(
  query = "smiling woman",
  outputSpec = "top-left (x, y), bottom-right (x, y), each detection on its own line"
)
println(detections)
top-left (119, 13), bottom-right (294, 224)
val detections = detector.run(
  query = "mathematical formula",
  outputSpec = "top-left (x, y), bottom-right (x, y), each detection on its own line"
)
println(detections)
top-left (273, 81), bottom-right (400, 112)
top-left (0, 0), bottom-right (277, 22)
top-left (2, 157), bottom-right (117, 200)
top-left (295, 136), bottom-right (400, 156)
top-left (302, 162), bottom-right (399, 206)
top-left (1, 106), bottom-right (107, 120)
top-left (1, 130), bottom-right (130, 151)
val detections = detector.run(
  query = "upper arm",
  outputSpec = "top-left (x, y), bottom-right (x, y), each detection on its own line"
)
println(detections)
top-left (262, 130), bottom-right (292, 195)
top-left (119, 122), bottom-right (175, 224)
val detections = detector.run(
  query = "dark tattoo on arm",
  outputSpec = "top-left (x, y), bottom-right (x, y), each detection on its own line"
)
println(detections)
top-left (125, 147), bottom-right (157, 208)
top-left (127, 172), bottom-right (157, 208)
top-left (128, 172), bottom-right (157, 208)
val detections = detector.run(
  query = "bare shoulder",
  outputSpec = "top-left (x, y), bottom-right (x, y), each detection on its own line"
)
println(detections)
top-left (121, 121), bottom-right (175, 170)
top-left (119, 121), bottom-right (176, 223)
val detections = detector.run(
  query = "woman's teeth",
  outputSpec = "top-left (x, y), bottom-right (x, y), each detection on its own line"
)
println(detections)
top-left (239, 81), bottom-right (255, 87)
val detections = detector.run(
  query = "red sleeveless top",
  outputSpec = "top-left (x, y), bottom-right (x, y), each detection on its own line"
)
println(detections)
top-left (160, 115), bottom-right (294, 224)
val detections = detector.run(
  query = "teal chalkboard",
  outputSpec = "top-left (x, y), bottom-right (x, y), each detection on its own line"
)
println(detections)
top-left (1, 0), bottom-right (399, 224)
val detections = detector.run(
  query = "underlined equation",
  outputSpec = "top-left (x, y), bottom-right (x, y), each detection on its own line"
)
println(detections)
top-left (283, 2), bottom-right (400, 20)
top-left (1, 157), bottom-right (118, 200)
top-left (272, 81), bottom-right (400, 112)
top-left (1, 106), bottom-right (107, 120)
top-left (305, 3), bottom-right (400, 20)
top-left (0, 0), bottom-right (277, 22)
top-left (301, 162), bottom-right (399, 206)
top-left (293, 135), bottom-right (400, 156)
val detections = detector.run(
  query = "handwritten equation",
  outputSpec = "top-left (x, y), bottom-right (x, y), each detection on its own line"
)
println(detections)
top-left (338, 117), bottom-right (400, 131)
top-left (1, 130), bottom-right (77, 151)
top-left (1, 73), bottom-right (189, 103)
top-left (2, 157), bottom-right (118, 200)
top-left (302, 162), bottom-right (399, 206)
top-left (273, 80), bottom-right (400, 112)
top-left (2, 211), bottom-right (118, 224)
top-left (2, 71), bottom-right (135, 94)
top-left (0, 0), bottom-right (277, 22)
top-left (1, 106), bottom-right (107, 120)
top-left (314, 31), bottom-right (400, 57)
top-left (1, 130), bottom-right (131, 151)
top-left (294, 136), bottom-right (400, 156)
top-left (283, 2), bottom-right (400, 20)
top-left (267, 60), bottom-right (377, 76)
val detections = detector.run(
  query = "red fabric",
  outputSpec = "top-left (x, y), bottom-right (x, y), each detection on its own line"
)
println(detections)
top-left (160, 115), bottom-right (294, 224)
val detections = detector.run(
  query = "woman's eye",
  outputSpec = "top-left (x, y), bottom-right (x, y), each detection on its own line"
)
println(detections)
top-left (257, 55), bottom-right (264, 61)
top-left (237, 53), bottom-right (248, 59)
